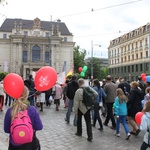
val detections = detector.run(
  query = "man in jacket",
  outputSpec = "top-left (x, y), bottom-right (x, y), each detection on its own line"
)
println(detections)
top-left (65, 75), bottom-right (79, 125)
top-left (103, 75), bottom-right (117, 129)
top-left (74, 78), bottom-right (98, 141)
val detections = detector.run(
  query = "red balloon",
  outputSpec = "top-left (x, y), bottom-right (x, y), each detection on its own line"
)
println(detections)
top-left (35, 66), bottom-right (57, 91)
top-left (3, 73), bottom-right (24, 98)
top-left (78, 67), bottom-right (82, 72)
top-left (141, 73), bottom-right (146, 78)
top-left (135, 112), bottom-right (144, 125)
top-left (142, 76), bottom-right (146, 82)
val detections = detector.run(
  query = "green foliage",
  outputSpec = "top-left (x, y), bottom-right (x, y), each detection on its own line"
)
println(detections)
top-left (74, 45), bottom-right (86, 73)
top-left (0, 72), bottom-right (8, 81)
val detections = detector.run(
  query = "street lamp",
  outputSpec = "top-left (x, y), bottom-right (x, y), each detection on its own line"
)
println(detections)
top-left (91, 40), bottom-right (101, 79)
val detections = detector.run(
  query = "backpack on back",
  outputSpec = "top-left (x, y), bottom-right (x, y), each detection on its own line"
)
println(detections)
top-left (10, 110), bottom-right (33, 144)
top-left (81, 86), bottom-right (96, 107)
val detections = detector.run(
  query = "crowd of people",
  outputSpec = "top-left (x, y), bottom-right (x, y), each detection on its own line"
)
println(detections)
top-left (1, 73), bottom-right (150, 149)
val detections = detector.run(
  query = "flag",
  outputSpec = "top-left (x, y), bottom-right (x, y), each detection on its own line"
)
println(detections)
top-left (66, 69), bottom-right (73, 77)
top-left (62, 61), bottom-right (67, 74)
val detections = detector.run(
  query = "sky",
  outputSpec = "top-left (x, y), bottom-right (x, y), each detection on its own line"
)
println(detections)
top-left (0, 0), bottom-right (150, 59)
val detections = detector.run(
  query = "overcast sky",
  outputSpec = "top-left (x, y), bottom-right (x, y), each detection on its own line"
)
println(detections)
top-left (0, 0), bottom-right (150, 58)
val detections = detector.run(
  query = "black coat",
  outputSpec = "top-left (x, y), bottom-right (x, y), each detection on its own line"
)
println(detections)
top-left (66, 80), bottom-right (79, 99)
top-left (127, 88), bottom-right (143, 117)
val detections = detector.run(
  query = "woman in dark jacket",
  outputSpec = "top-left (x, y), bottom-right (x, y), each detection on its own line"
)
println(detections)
top-left (127, 81), bottom-right (143, 136)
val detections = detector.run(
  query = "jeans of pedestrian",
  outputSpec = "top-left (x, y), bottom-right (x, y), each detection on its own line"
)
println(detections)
top-left (66, 99), bottom-right (73, 123)
top-left (77, 109), bottom-right (92, 139)
top-left (28, 91), bottom-right (35, 106)
top-left (104, 103), bottom-right (116, 127)
top-left (93, 104), bottom-right (103, 128)
top-left (116, 115), bottom-right (129, 134)
top-left (141, 141), bottom-right (149, 150)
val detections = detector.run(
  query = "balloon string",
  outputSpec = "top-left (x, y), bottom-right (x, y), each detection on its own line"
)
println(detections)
top-left (28, 92), bottom-right (37, 98)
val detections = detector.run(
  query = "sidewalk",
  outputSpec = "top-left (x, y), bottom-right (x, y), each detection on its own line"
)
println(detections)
top-left (0, 101), bottom-right (144, 150)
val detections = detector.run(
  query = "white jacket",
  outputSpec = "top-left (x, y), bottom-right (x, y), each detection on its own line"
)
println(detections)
top-left (140, 112), bottom-right (150, 144)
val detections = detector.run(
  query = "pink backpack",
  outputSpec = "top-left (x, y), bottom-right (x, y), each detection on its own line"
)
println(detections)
top-left (10, 110), bottom-right (33, 144)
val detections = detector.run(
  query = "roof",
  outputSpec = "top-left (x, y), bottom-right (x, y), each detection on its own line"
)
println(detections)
top-left (0, 18), bottom-right (72, 35)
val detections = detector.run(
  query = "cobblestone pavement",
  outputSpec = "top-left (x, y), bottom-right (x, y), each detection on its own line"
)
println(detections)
top-left (0, 101), bottom-right (144, 150)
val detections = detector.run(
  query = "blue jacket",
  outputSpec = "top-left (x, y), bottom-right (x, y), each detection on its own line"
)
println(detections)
top-left (93, 86), bottom-right (107, 103)
top-left (114, 96), bottom-right (127, 116)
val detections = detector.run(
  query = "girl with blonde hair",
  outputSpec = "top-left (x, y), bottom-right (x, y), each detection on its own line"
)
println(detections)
top-left (113, 88), bottom-right (131, 140)
top-left (4, 86), bottom-right (43, 150)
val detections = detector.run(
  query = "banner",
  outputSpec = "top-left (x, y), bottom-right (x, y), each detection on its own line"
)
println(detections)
top-left (57, 72), bottom-right (65, 84)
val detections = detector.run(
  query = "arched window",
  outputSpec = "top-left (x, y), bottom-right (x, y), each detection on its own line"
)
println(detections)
top-left (32, 45), bottom-right (40, 62)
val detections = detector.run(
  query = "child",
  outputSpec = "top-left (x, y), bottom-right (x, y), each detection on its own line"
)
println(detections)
top-left (143, 87), bottom-right (150, 106)
top-left (140, 100), bottom-right (150, 150)
top-left (113, 88), bottom-right (131, 140)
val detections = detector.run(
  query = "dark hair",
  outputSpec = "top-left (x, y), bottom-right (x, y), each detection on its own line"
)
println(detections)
top-left (106, 75), bottom-right (112, 81)
top-left (29, 74), bottom-right (33, 79)
top-left (71, 75), bottom-right (77, 81)
top-left (93, 79), bottom-right (100, 90)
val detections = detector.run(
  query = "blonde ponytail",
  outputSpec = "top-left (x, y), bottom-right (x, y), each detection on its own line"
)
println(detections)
top-left (11, 86), bottom-right (30, 121)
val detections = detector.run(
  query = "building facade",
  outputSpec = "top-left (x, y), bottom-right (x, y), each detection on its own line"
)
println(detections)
top-left (0, 18), bottom-right (75, 79)
top-left (108, 23), bottom-right (150, 81)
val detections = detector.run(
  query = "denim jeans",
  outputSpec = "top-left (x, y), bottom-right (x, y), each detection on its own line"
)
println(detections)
top-left (116, 115), bottom-right (129, 134)
top-left (66, 99), bottom-right (74, 123)
top-left (28, 91), bottom-right (35, 106)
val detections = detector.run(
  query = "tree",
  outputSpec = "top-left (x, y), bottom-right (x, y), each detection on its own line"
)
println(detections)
top-left (73, 45), bottom-right (86, 73)
top-left (0, 72), bottom-right (8, 81)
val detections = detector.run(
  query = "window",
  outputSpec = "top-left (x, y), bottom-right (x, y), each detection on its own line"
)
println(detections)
top-left (45, 32), bottom-right (49, 37)
top-left (128, 45), bottom-right (130, 51)
top-left (128, 55), bottom-right (130, 61)
top-left (3, 34), bottom-right (7, 39)
top-left (145, 38), bottom-right (148, 45)
top-left (140, 40), bottom-right (142, 47)
top-left (136, 42), bottom-right (138, 48)
top-left (124, 56), bottom-right (126, 62)
top-left (45, 51), bottom-right (49, 63)
top-left (128, 66), bottom-right (130, 72)
top-left (146, 51), bottom-right (148, 57)
top-left (64, 37), bottom-right (67, 42)
top-left (32, 45), bottom-right (41, 62)
top-left (23, 51), bottom-right (28, 62)
top-left (140, 64), bottom-right (143, 71)
top-left (140, 52), bottom-right (143, 58)
top-left (132, 43), bottom-right (134, 50)
top-left (124, 66), bottom-right (126, 73)
top-left (24, 31), bottom-right (28, 36)
top-left (136, 64), bottom-right (138, 72)
top-left (132, 54), bottom-right (134, 60)
top-left (132, 65), bottom-right (134, 72)
top-left (136, 53), bottom-right (138, 59)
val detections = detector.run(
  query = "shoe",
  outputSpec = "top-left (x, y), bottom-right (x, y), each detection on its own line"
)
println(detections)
top-left (110, 126), bottom-right (116, 130)
top-left (92, 124), bottom-right (95, 127)
top-left (126, 133), bottom-right (131, 140)
top-left (114, 133), bottom-right (120, 137)
top-left (40, 109), bottom-right (43, 112)
top-left (75, 132), bottom-right (82, 136)
top-left (87, 137), bottom-right (93, 142)
top-left (103, 123), bottom-right (108, 126)
top-left (130, 131), bottom-right (136, 135)
top-left (135, 129), bottom-right (140, 136)
top-left (98, 128), bottom-right (103, 131)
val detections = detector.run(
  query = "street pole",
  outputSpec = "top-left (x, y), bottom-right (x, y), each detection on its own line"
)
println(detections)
top-left (49, 15), bottom-right (52, 66)
top-left (91, 40), bottom-right (93, 79)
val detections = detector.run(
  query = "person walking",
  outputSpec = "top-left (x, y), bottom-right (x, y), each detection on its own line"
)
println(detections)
top-left (65, 75), bottom-right (79, 124)
top-left (0, 81), bottom-right (5, 111)
top-left (54, 82), bottom-right (63, 111)
top-left (4, 86), bottom-right (43, 150)
top-left (74, 78), bottom-right (98, 141)
top-left (127, 81), bottom-right (143, 136)
top-left (92, 79), bottom-right (107, 131)
top-left (103, 75), bottom-right (117, 129)
top-left (113, 88), bottom-right (131, 140)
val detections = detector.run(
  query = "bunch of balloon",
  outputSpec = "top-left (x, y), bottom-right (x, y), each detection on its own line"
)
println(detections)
top-left (80, 66), bottom-right (88, 77)
top-left (141, 73), bottom-right (146, 82)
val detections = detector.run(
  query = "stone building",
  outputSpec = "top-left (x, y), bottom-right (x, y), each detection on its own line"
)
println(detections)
top-left (0, 18), bottom-right (75, 79)
top-left (108, 22), bottom-right (150, 81)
